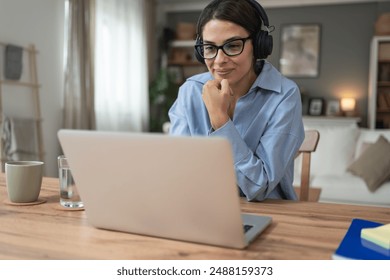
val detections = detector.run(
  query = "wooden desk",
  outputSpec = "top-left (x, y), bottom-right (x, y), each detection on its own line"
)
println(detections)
top-left (1, 173), bottom-right (389, 260)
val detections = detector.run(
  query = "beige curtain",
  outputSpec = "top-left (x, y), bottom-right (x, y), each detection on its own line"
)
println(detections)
top-left (63, 0), bottom-right (96, 129)
top-left (94, 0), bottom-right (150, 132)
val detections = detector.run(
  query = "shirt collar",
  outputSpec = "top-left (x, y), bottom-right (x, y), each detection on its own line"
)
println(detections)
top-left (252, 60), bottom-right (282, 93)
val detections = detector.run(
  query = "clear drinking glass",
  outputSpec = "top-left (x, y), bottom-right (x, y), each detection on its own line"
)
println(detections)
top-left (57, 155), bottom-right (84, 208)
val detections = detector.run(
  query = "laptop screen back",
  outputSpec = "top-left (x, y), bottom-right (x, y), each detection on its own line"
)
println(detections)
top-left (58, 130), bottom-right (248, 248)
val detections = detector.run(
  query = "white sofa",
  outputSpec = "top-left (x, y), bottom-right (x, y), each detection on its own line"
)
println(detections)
top-left (294, 124), bottom-right (390, 207)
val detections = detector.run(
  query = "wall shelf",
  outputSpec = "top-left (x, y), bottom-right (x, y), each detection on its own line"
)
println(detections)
top-left (303, 116), bottom-right (361, 127)
top-left (167, 39), bottom-right (206, 83)
top-left (0, 79), bottom-right (41, 88)
top-left (368, 36), bottom-right (390, 129)
top-left (378, 81), bottom-right (390, 87)
top-left (170, 40), bottom-right (196, 47)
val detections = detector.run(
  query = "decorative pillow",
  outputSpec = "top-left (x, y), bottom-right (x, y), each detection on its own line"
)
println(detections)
top-left (358, 142), bottom-right (373, 157)
top-left (347, 135), bottom-right (390, 192)
top-left (354, 129), bottom-right (390, 160)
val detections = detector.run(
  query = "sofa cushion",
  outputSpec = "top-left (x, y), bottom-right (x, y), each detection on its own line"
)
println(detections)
top-left (300, 124), bottom-right (359, 176)
top-left (314, 174), bottom-right (390, 207)
top-left (347, 135), bottom-right (390, 192)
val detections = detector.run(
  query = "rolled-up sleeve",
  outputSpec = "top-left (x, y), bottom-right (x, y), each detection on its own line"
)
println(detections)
top-left (211, 83), bottom-right (304, 201)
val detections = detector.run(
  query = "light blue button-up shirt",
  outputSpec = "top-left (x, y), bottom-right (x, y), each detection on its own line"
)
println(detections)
top-left (168, 61), bottom-right (304, 201)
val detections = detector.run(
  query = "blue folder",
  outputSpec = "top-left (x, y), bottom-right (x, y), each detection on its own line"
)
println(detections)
top-left (333, 218), bottom-right (390, 260)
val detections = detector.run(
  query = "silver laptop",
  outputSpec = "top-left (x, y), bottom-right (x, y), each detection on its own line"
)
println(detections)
top-left (57, 129), bottom-right (272, 249)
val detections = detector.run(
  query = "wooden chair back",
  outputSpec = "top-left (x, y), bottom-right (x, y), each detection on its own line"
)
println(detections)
top-left (295, 130), bottom-right (320, 201)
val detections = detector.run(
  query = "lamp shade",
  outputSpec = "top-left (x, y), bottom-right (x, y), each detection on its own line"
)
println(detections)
top-left (341, 98), bottom-right (356, 111)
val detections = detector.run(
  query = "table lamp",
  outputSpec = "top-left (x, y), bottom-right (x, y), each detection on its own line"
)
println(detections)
top-left (340, 98), bottom-right (356, 116)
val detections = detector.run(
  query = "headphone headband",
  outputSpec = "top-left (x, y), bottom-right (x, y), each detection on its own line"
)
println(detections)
top-left (247, 0), bottom-right (269, 28)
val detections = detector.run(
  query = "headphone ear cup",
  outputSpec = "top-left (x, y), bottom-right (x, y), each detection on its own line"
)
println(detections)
top-left (194, 36), bottom-right (205, 64)
top-left (253, 30), bottom-right (273, 60)
top-left (263, 32), bottom-right (273, 58)
top-left (194, 49), bottom-right (205, 64)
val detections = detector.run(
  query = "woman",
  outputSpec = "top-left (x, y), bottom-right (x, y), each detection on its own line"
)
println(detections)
top-left (168, 0), bottom-right (304, 201)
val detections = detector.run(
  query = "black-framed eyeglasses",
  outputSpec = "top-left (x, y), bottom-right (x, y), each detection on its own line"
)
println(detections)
top-left (195, 36), bottom-right (251, 60)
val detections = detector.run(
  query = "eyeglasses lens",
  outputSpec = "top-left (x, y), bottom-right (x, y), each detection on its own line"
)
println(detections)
top-left (197, 38), bottom-right (246, 59)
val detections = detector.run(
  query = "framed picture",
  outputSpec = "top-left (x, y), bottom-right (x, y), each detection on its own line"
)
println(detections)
top-left (279, 24), bottom-right (321, 78)
top-left (326, 100), bottom-right (341, 116)
top-left (308, 98), bottom-right (324, 116)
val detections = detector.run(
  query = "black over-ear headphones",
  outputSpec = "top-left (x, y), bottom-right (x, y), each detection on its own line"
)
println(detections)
top-left (194, 0), bottom-right (273, 64)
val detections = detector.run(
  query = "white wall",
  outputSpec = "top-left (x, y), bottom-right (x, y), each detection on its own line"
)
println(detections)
top-left (0, 0), bottom-right (65, 177)
top-left (156, 0), bottom-right (390, 11)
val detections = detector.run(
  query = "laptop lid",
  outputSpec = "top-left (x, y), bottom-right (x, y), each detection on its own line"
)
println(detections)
top-left (58, 129), bottom-right (271, 249)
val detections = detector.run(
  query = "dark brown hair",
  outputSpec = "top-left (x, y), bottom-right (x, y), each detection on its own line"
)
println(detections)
top-left (196, 0), bottom-right (262, 39)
